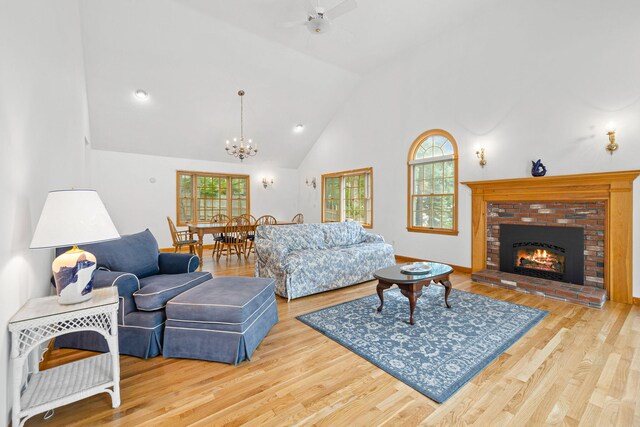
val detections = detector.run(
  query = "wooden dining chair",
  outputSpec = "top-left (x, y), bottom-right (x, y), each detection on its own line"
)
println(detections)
top-left (246, 215), bottom-right (277, 256)
top-left (256, 215), bottom-right (277, 226)
top-left (291, 213), bottom-right (304, 224)
top-left (167, 216), bottom-right (197, 254)
top-left (209, 214), bottom-right (230, 258)
top-left (236, 216), bottom-right (252, 260)
top-left (210, 214), bottom-right (230, 224)
top-left (243, 214), bottom-right (257, 247)
top-left (215, 217), bottom-right (250, 262)
top-left (240, 213), bottom-right (257, 224)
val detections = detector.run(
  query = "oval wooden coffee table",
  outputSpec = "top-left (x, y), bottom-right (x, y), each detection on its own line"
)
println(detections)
top-left (374, 262), bottom-right (454, 325)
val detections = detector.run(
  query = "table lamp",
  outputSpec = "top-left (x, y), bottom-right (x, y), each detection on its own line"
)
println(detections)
top-left (30, 189), bottom-right (120, 304)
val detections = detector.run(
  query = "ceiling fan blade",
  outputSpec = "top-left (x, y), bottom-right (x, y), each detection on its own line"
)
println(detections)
top-left (325, 0), bottom-right (357, 20)
top-left (278, 20), bottom-right (306, 28)
top-left (304, 0), bottom-right (317, 15)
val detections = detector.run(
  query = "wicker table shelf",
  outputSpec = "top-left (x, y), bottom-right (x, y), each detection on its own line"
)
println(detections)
top-left (9, 287), bottom-right (120, 427)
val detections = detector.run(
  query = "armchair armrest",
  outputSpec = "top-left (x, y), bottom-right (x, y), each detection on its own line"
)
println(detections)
top-left (362, 233), bottom-right (385, 244)
top-left (93, 270), bottom-right (140, 294)
top-left (92, 269), bottom-right (140, 323)
top-left (158, 252), bottom-right (199, 274)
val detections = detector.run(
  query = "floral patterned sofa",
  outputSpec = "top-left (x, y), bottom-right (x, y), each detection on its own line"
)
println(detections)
top-left (255, 221), bottom-right (395, 300)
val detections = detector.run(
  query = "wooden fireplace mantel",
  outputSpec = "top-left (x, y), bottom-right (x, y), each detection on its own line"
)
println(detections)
top-left (462, 170), bottom-right (640, 304)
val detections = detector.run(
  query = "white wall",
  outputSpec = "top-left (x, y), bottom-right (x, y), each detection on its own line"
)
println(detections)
top-left (297, 0), bottom-right (640, 294)
top-left (90, 149), bottom-right (300, 249)
top-left (0, 0), bottom-right (91, 424)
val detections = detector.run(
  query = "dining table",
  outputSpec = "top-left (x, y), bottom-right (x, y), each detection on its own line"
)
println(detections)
top-left (187, 221), bottom-right (295, 270)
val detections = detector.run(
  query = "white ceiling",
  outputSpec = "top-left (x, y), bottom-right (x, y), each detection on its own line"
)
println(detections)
top-left (180, 0), bottom-right (499, 75)
top-left (79, 0), bottom-right (500, 168)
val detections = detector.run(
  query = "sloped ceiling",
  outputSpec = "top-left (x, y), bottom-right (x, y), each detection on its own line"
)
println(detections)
top-left (182, 0), bottom-right (499, 75)
top-left (79, 0), bottom-right (498, 168)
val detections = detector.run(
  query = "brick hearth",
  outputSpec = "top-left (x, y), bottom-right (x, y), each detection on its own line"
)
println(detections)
top-left (486, 201), bottom-right (605, 288)
top-left (472, 269), bottom-right (607, 308)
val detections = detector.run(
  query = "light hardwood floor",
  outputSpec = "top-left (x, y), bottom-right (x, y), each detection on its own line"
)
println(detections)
top-left (33, 251), bottom-right (640, 426)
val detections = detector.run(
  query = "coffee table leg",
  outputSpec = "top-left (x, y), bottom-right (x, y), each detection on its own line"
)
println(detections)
top-left (376, 281), bottom-right (392, 312)
top-left (440, 279), bottom-right (452, 309)
top-left (407, 292), bottom-right (418, 325)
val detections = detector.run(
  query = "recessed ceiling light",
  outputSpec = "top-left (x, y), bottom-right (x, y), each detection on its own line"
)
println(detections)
top-left (294, 124), bottom-right (304, 132)
top-left (134, 89), bottom-right (149, 100)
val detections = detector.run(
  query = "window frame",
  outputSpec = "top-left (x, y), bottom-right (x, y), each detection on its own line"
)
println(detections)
top-left (175, 170), bottom-right (250, 226)
top-left (407, 129), bottom-right (459, 235)
top-left (321, 167), bottom-right (373, 228)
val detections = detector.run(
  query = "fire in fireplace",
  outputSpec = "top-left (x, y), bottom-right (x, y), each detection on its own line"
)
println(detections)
top-left (515, 247), bottom-right (565, 274)
top-left (499, 224), bottom-right (584, 285)
top-left (511, 242), bottom-right (567, 281)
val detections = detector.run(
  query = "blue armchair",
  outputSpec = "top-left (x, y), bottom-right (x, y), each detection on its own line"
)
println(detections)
top-left (54, 229), bottom-right (212, 358)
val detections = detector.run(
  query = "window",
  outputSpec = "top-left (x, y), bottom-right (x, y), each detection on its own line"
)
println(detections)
top-left (407, 130), bottom-right (458, 235)
top-left (322, 168), bottom-right (373, 228)
top-left (176, 171), bottom-right (250, 225)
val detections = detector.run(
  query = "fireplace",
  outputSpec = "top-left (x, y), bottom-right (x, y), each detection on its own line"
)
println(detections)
top-left (499, 224), bottom-right (584, 285)
top-left (464, 171), bottom-right (640, 305)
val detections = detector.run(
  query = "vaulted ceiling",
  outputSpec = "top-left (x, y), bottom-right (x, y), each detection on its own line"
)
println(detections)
top-left (80, 0), bottom-right (500, 168)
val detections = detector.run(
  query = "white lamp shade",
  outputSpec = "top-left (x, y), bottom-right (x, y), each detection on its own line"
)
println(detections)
top-left (30, 189), bottom-right (120, 249)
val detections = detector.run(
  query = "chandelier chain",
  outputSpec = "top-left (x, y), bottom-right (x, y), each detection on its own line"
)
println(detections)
top-left (240, 91), bottom-right (244, 140)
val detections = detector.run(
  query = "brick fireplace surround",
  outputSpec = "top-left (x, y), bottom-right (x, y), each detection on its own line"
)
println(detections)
top-left (478, 201), bottom-right (606, 307)
top-left (462, 170), bottom-right (639, 306)
top-left (486, 201), bottom-right (605, 288)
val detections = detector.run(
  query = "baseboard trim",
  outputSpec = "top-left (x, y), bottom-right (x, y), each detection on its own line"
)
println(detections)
top-left (633, 297), bottom-right (640, 306)
top-left (395, 255), bottom-right (472, 274)
top-left (160, 244), bottom-right (215, 253)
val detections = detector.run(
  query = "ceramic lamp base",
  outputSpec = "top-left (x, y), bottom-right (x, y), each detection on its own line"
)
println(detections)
top-left (52, 246), bottom-right (97, 304)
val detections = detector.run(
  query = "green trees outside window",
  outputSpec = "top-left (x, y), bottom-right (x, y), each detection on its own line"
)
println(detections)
top-left (407, 130), bottom-right (458, 235)
top-left (322, 168), bottom-right (372, 228)
top-left (176, 171), bottom-right (249, 225)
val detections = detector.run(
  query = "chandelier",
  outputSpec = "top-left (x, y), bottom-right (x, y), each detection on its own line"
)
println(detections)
top-left (225, 90), bottom-right (257, 161)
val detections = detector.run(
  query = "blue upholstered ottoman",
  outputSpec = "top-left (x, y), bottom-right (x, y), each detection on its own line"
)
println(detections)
top-left (163, 277), bottom-right (278, 365)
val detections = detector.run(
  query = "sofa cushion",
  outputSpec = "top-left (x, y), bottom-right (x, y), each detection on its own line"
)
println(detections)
top-left (73, 229), bottom-right (161, 279)
top-left (166, 276), bottom-right (276, 325)
top-left (257, 224), bottom-right (325, 251)
top-left (134, 271), bottom-right (212, 311)
top-left (320, 221), bottom-right (366, 248)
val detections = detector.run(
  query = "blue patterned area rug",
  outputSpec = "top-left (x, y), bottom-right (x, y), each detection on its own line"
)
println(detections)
top-left (297, 286), bottom-right (548, 403)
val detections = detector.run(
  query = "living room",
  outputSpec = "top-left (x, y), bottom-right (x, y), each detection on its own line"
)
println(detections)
top-left (2, 0), bottom-right (639, 425)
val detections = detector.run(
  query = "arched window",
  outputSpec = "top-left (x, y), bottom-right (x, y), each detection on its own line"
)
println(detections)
top-left (407, 129), bottom-right (458, 235)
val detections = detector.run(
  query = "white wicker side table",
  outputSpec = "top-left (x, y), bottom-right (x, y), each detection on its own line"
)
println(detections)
top-left (9, 287), bottom-right (121, 427)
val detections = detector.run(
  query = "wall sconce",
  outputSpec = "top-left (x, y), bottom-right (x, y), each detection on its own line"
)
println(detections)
top-left (305, 177), bottom-right (317, 189)
top-left (475, 147), bottom-right (487, 167)
top-left (261, 177), bottom-right (274, 189)
top-left (606, 123), bottom-right (618, 155)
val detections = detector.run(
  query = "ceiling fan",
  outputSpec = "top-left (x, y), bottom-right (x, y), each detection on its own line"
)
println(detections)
top-left (280, 0), bottom-right (357, 35)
